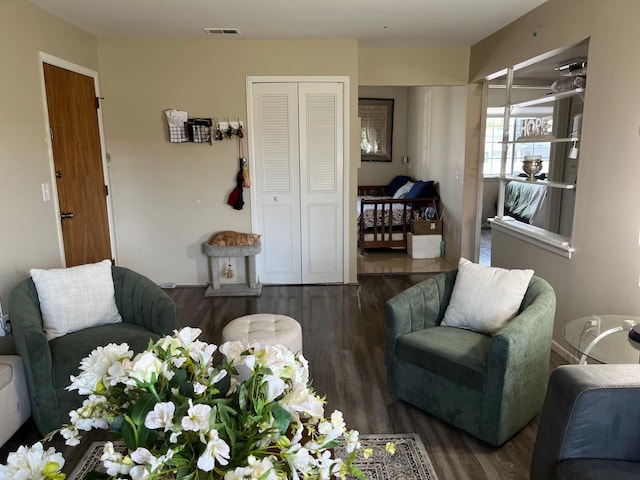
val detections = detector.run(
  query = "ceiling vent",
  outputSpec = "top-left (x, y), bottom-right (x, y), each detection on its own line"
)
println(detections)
top-left (204, 27), bottom-right (241, 35)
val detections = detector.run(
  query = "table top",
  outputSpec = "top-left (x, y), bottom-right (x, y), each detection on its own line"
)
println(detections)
top-left (564, 315), bottom-right (640, 364)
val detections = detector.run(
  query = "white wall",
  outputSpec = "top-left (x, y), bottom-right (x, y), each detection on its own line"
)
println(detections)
top-left (407, 86), bottom-right (468, 264)
top-left (470, 0), bottom-right (640, 351)
top-left (357, 86), bottom-right (409, 186)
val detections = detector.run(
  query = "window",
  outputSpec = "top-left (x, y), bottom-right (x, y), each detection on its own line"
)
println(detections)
top-left (484, 114), bottom-right (552, 177)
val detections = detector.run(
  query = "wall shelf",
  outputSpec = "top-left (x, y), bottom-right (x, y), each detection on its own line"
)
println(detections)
top-left (499, 176), bottom-right (576, 190)
top-left (511, 88), bottom-right (585, 109)
top-left (502, 135), bottom-right (580, 144)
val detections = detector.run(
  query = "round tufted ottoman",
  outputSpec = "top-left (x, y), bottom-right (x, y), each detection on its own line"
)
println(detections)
top-left (221, 314), bottom-right (303, 354)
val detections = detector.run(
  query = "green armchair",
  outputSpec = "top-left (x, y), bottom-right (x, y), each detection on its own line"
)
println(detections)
top-left (386, 269), bottom-right (556, 446)
top-left (9, 266), bottom-right (176, 435)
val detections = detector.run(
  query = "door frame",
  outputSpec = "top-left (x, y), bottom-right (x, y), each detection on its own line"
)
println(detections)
top-left (38, 52), bottom-right (117, 266)
top-left (246, 76), bottom-right (351, 284)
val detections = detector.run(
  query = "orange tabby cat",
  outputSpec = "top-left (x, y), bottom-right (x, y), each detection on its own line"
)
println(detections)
top-left (210, 231), bottom-right (261, 246)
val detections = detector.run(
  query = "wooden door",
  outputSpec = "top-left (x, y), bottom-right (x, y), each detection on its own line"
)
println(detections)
top-left (43, 63), bottom-right (112, 266)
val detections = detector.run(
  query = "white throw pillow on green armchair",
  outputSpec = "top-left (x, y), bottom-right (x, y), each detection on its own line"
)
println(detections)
top-left (441, 258), bottom-right (534, 335)
top-left (30, 260), bottom-right (123, 340)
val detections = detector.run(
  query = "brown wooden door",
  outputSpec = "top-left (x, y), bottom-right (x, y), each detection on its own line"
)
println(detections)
top-left (43, 63), bottom-right (112, 267)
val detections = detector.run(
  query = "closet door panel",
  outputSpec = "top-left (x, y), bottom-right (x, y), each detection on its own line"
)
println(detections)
top-left (251, 82), bottom-right (302, 284)
top-left (299, 83), bottom-right (343, 283)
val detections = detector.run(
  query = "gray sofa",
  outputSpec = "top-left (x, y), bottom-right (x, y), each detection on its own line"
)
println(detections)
top-left (531, 364), bottom-right (640, 479)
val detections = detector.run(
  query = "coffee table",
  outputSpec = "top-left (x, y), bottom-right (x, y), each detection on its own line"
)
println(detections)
top-left (564, 315), bottom-right (640, 364)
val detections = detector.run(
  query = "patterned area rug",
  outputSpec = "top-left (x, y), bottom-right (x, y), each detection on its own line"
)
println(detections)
top-left (336, 433), bottom-right (439, 480)
top-left (70, 433), bottom-right (438, 480)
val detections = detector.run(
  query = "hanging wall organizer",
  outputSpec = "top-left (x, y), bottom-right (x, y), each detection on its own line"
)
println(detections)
top-left (165, 110), bottom-right (243, 144)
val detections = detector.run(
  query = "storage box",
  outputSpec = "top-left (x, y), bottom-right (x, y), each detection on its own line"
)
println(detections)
top-left (407, 233), bottom-right (441, 259)
top-left (411, 219), bottom-right (442, 235)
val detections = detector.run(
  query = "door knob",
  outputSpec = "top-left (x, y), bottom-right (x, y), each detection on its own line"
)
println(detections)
top-left (274, 196), bottom-right (279, 201)
top-left (60, 212), bottom-right (74, 220)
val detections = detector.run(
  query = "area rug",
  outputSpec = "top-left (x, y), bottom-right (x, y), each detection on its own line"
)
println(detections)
top-left (69, 433), bottom-right (438, 480)
top-left (336, 433), bottom-right (439, 480)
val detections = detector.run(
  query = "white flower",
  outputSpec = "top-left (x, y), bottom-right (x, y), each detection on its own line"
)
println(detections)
top-left (181, 399), bottom-right (211, 432)
top-left (144, 401), bottom-right (175, 432)
top-left (101, 441), bottom-right (133, 476)
top-left (344, 430), bottom-right (360, 454)
top-left (189, 340), bottom-right (217, 367)
top-left (129, 447), bottom-right (173, 480)
top-left (246, 454), bottom-right (278, 480)
top-left (262, 374), bottom-right (286, 402)
top-left (289, 446), bottom-right (313, 474)
top-left (128, 351), bottom-right (163, 385)
top-left (316, 450), bottom-right (341, 480)
top-left (61, 425), bottom-right (81, 446)
top-left (219, 340), bottom-right (246, 362)
top-left (210, 369), bottom-right (228, 385)
top-left (177, 326), bottom-right (202, 347)
top-left (69, 394), bottom-right (109, 431)
top-left (224, 466), bottom-right (253, 480)
top-left (67, 343), bottom-right (133, 394)
top-left (197, 429), bottom-right (230, 471)
top-left (0, 442), bottom-right (65, 479)
top-left (193, 381), bottom-right (207, 395)
top-left (280, 383), bottom-right (325, 420)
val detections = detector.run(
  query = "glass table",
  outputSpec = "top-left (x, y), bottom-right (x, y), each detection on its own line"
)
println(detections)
top-left (563, 315), bottom-right (640, 364)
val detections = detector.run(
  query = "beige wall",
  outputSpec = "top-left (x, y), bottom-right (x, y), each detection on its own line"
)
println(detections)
top-left (470, 0), bottom-right (640, 352)
top-left (357, 86), bottom-right (409, 186)
top-left (98, 38), bottom-right (359, 285)
top-left (406, 86), bottom-right (468, 265)
top-left (359, 47), bottom-right (470, 86)
top-left (0, 0), bottom-right (99, 310)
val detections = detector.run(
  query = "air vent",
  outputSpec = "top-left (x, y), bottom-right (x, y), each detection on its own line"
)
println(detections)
top-left (204, 27), bottom-right (241, 35)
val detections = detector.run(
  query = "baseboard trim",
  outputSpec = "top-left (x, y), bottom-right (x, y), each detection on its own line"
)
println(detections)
top-left (552, 340), bottom-right (578, 364)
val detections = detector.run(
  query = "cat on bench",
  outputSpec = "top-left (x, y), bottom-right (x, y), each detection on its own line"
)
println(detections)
top-left (209, 231), bottom-right (261, 246)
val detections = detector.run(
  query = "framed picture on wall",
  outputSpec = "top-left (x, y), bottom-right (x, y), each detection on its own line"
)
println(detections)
top-left (359, 98), bottom-right (394, 162)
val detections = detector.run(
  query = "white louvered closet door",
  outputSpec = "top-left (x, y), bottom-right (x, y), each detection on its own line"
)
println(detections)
top-left (250, 81), bottom-right (343, 284)
top-left (298, 83), bottom-right (343, 283)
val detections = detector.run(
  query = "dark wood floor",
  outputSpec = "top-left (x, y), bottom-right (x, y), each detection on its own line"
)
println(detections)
top-left (2, 274), bottom-right (563, 479)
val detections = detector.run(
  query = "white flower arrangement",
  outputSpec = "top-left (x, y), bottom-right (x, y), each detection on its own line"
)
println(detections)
top-left (1, 327), bottom-right (384, 480)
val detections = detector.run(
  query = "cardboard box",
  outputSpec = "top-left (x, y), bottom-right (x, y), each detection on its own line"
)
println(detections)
top-left (407, 233), bottom-right (441, 259)
top-left (411, 219), bottom-right (442, 235)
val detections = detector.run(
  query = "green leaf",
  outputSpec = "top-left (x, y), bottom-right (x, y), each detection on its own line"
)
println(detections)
top-left (137, 424), bottom-right (150, 446)
top-left (109, 415), bottom-right (124, 435)
top-left (238, 383), bottom-right (248, 412)
top-left (131, 392), bottom-right (156, 425)
top-left (349, 465), bottom-right (368, 480)
top-left (84, 472), bottom-right (110, 480)
top-left (271, 403), bottom-right (291, 435)
top-left (121, 419), bottom-right (137, 450)
top-left (172, 368), bottom-right (188, 386)
top-left (179, 381), bottom-right (195, 398)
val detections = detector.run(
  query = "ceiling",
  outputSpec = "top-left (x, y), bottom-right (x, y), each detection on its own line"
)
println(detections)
top-left (30, 0), bottom-right (548, 48)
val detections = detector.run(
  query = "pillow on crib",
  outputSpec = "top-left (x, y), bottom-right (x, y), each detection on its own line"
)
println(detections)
top-left (387, 175), bottom-right (412, 196)
top-left (441, 258), bottom-right (533, 335)
top-left (406, 180), bottom-right (436, 199)
top-left (392, 181), bottom-right (414, 199)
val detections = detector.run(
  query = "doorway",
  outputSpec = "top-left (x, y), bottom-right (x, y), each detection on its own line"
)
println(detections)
top-left (41, 54), bottom-right (115, 267)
